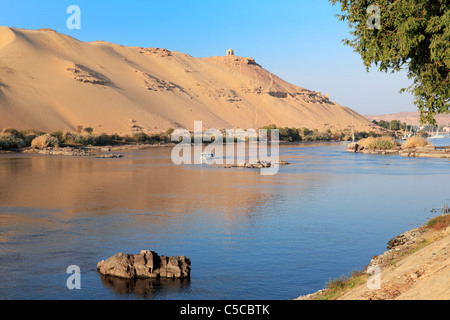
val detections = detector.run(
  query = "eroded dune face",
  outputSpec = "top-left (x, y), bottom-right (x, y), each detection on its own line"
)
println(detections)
top-left (0, 26), bottom-right (377, 134)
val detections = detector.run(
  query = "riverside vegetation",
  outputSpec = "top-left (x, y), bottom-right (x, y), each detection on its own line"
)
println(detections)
top-left (356, 136), bottom-right (433, 151)
top-left (348, 136), bottom-right (450, 159)
top-left (0, 127), bottom-right (176, 151)
top-left (0, 126), bottom-right (384, 151)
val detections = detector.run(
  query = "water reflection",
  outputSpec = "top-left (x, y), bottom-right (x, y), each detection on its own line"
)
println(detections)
top-left (0, 148), bottom-right (325, 224)
top-left (99, 273), bottom-right (191, 299)
top-left (1, 143), bottom-right (449, 299)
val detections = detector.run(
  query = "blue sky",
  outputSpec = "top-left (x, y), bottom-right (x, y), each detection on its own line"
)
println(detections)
top-left (0, 0), bottom-right (416, 115)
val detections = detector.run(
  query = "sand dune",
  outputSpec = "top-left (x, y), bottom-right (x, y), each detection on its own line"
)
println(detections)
top-left (365, 112), bottom-right (450, 127)
top-left (0, 26), bottom-right (377, 134)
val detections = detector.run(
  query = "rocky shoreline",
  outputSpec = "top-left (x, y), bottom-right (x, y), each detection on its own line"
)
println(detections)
top-left (347, 143), bottom-right (450, 159)
top-left (1, 142), bottom-right (176, 157)
top-left (226, 160), bottom-right (290, 169)
top-left (22, 146), bottom-right (125, 158)
top-left (23, 146), bottom-right (93, 156)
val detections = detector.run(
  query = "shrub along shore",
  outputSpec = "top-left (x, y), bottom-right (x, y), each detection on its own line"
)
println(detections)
top-left (0, 128), bottom-right (176, 152)
top-left (347, 136), bottom-right (450, 159)
top-left (0, 126), bottom-right (385, 152)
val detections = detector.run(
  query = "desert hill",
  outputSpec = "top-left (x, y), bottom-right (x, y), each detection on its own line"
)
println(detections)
top-left (365, 112), bottom-right (450, 127)
top-left (0, 26), bottom-right (377, 134)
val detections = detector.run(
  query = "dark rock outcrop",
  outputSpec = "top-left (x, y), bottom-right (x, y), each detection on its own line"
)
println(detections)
top-left (230, 160), bottom-right (290, 169)
top-left (386, 227), bottom-right (426, 250)
top-left (66, 63), bottom-right (113, 86)
top-left (97, 250), bottom-right (191, 279)
top-left (346, 142), bottom-right (364, 153)
top-left (95, 154), bottom-right (124, 158)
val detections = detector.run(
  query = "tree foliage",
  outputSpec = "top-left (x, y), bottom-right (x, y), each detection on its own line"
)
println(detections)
top-left (330, 0), bottom-right (450, 125)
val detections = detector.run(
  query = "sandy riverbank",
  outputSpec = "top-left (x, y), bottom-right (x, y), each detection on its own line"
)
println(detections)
top-left (297, 215), bottom-right (450, 300)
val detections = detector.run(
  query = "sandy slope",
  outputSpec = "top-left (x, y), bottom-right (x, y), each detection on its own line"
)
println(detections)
top-left (338, 226), bottom-right (450, 300)
top-left (298, 225), bottom-right (450, 300)
top-left (365, 112), bottom-right (450, 127)
top-left (0, 27), bottom-right (377, 134)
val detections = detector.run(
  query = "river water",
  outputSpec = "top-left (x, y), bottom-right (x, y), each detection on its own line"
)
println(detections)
top-left (0, 140), bottom-right (449, 300)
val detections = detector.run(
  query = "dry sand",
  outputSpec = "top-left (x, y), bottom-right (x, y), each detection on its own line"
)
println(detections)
top-left (0, 26), bottom-right (378, 134)
top-left (298, 224), bottom-right (450, 300)
top-left (365, 112), bottom-right (450, 127)
top-left (340, 226), bottom-right (449, 300)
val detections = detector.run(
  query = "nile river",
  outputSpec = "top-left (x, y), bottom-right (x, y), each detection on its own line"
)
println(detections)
top-left (0, 140), bottom-right (449, 299)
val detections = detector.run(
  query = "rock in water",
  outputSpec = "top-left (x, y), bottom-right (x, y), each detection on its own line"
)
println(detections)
top-left (97, 250), bottom-right (191, 279)
top-left (347, 142), bottom-right (364, 153)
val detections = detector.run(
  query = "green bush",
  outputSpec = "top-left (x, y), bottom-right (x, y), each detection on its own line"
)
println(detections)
top-left (426, 214), bottom-right (450, 231)
top-left (131, 132), bottom-right (150, 143)
top-left (0, 133), bottom-right (27, 149)
top-left (262, 124), bottom-right (277, 130)
top-left (96, 133), bottom-right (115, 145)
top-left (360, 136), bottom-right (399, 150)
top-left (74, 133), bottom-right (96, 146)
top-left (301, 127), bottom-right (312, 136)
top-left (165, 128), bottom-right (175, 135)
top-left (20, 129), bottom-right (40, 145)
top-left (1, 128), bottom-right (23, 138)
top-left (279, 127), bottom-right (301, 142)
top-left (50, 131), bottom-right (64, 143)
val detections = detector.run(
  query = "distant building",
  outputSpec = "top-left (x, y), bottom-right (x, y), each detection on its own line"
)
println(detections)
top-left (226, 48), bottom-right (234, 56)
